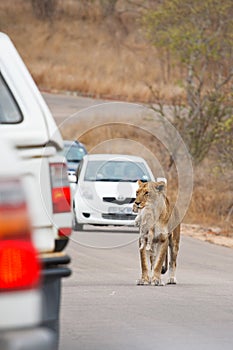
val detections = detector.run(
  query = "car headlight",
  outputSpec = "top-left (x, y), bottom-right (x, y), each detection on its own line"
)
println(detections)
top-left (81, 187), bottom-right (93, 200)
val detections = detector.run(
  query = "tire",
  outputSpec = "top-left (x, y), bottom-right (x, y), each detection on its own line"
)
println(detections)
top-left (72, 201), bottom-right (84, 231)
top-left (72, 212), bottom-right (83, 231)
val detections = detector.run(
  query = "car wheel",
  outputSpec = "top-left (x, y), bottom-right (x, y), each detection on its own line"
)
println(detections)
top-left (72, 212), bottom-right (83, 231)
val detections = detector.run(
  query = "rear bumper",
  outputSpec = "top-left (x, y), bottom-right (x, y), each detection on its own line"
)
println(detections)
top-left (41, 253), bottom-right (71, 269)
top-left (0, 254), bottom-right (72, 350)
top-left (40, 253), bottom-right (71, 336)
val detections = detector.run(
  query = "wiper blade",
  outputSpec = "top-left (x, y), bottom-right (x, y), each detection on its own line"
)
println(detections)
top-left (119, 179), bottom-right (137, 182)
top-left (95, 178), bottom-right (120, 182)
top-left (96, 179), bottom-right (118, 182)
top-left (95, 179), bottom-right (138, 182)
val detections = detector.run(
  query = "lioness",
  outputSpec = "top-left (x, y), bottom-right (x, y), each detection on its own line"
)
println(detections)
top-left (133, 180), bottom-right (180, 286)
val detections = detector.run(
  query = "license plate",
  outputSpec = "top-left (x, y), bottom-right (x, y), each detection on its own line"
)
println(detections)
top-left (108, 207), bottom-right (132, 214)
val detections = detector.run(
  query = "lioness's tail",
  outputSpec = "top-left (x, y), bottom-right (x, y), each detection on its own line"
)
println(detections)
top-left (161, 249), bottom-right (168, 274)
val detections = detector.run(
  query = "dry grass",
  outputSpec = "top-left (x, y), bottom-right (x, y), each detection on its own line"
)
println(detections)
top-left (185, 163), bottom-right (233, 232)
top-left (0, 1), bottom-right (232, 233)
top-left (0, 1), bottom-right (183, 102)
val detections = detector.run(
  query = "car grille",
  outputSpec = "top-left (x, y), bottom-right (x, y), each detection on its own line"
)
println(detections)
top-left (102, 197), bottom-right (135, 205)
top-left (102, 213), bottom-right (137, 220)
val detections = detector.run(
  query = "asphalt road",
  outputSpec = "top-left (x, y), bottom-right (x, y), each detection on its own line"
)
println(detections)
top-left (43, 92), bottom-right (103, 122)
top-left (43, 93), bottom-right (233, 350)
top-left (60, 227), bottom-right (233, 350)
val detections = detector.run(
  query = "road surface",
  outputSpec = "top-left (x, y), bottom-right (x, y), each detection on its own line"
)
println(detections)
top-left (60, 227), bottom-right (233, 350)
top-left (43, 93), bottom-right (233, 350)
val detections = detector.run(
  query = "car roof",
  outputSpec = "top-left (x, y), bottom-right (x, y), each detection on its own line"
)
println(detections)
top-left (64, 140), bottom-right (86, 148)
top-left (0, 32), bottom-right (63, 149)
top-left (83, 154), bottom-right (148, 163)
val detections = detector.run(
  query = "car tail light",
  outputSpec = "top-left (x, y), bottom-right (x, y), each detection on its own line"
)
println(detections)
top-left (0, 240), bottom-right (40, 290)
top-left (50, 163), bottom-right (71, 213)
top-left (58, 228), bottom-right (72, 237)
top-left (0, 180), bottom-right (40, 292)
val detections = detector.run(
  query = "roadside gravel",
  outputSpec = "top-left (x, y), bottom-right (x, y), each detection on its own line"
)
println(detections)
top-left (182, 223), bottom-right (233, 249)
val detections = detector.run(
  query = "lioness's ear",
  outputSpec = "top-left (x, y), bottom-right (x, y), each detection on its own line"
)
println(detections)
top-left (137, 180), bottom-right (143, 186)
top-left (154, 181), bottom-right (166, 192)
top-left (156, 184), bottom-right (164, 192)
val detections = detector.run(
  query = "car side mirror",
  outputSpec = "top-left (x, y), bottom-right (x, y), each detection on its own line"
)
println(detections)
top-left (69, 174), bottom-right (77, 184)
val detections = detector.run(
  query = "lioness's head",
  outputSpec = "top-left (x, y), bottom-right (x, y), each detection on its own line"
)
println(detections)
top-left (133, 180), bottom-right (167, 212)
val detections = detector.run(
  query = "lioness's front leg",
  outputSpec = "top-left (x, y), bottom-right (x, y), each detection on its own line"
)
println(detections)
top-left (137, 242), bottom-right (150, 285)
top-left (151, 234), bottom-right (168, 286)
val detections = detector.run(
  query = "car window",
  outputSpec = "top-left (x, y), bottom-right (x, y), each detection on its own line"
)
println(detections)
top-left (0, 73), bottom-right (23, 124)
top-left (63, 144), bottom-right (87, 162)
top-left (84, 160), bottom-right (151, 182)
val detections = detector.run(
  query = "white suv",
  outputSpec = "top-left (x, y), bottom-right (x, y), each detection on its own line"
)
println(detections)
top-left (0, 33), bottom-right (72, 349)
top-left (0, 32), bottom-right (71, 253)
top-left (0, 139), bottom-right (55, 349)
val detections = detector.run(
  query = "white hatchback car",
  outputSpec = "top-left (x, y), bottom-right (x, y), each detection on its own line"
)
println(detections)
top-left (73, 154), bottom-right (156, 230)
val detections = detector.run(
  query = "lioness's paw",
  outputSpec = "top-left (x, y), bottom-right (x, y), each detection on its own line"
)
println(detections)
top-left (136, 278), bottom-right (150, 286)
top-left (151, 279), bottom-right (165, 286)
top-left (167, 277), bottom-right (177, 285)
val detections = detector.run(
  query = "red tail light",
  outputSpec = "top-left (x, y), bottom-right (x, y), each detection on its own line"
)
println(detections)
top-left (58, 227), bottom-right (72, 237)
top-left (0, 240), bottom-right (40, 290)
top-left (50, 163), bottom-right (71, 213)
top-left (0, 180), bottom-right (40, 292)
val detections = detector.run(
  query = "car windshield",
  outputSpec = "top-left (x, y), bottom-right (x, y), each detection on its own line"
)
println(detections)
top-left (84, 160), bottom-right (151, 182)
top-left (63, 144), bottom-right (87, 162)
